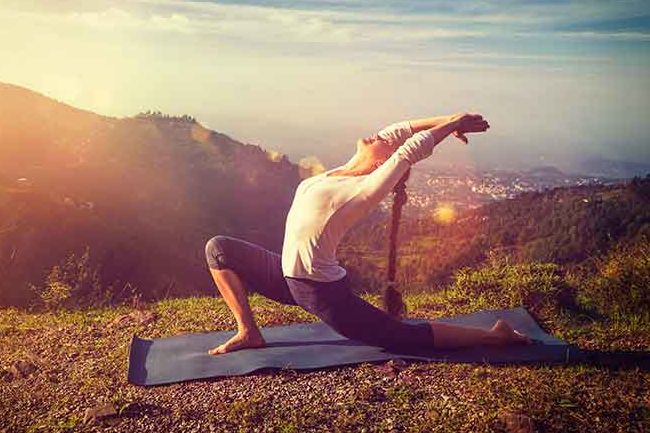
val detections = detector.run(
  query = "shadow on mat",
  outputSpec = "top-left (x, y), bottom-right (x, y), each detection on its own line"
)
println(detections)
top-left (579, 350), bottom-right (650, 371)
top-left (265, 340), bottom-right (365, 348)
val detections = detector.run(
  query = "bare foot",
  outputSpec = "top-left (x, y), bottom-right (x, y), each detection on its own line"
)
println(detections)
top-left (208, 330), bottom-right (266, 355)
top-left (490, 319), bottom-right (532, 345)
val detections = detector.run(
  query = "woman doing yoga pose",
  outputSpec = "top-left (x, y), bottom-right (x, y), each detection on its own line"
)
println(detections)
top-left (204, 112), bottom-right (531, 355)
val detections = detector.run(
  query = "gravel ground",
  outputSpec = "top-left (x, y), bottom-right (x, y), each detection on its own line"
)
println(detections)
top-left (1, 295), bottom-right (648, 433)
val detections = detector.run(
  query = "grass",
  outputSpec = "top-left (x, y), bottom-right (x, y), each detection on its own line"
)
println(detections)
top-left (1, 291), bottom-right (648, 433)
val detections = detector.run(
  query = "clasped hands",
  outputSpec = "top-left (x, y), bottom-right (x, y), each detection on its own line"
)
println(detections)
top-left (449, 112), bottom-right (490, 145)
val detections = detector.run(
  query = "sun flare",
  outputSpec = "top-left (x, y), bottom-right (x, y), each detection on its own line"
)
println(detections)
top-left (433, 202), bottom-right (456, 224)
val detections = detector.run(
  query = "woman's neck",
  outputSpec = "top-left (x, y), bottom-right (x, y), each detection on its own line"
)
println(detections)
top-left (327, 159), bottom-right (373, 177)
top-left (327, 167), bottom-right (367, 177)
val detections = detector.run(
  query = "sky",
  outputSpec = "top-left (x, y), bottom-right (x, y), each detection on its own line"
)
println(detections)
top-left (1, 0), bottom-right (649, 172)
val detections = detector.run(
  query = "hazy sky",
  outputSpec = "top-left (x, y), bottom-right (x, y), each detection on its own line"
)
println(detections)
top-left (1, 0), bottom-right (649, 170)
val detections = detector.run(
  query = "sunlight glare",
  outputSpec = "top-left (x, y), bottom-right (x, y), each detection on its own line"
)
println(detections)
top-left (433, 202), bottom-right (456, 224)
top-left (298, 155), bottom-right (326, 179)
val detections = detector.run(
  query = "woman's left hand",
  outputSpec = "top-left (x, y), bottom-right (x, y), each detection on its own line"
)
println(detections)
top-left (450, 113), bottom-right (490, 145)
top-left (452, 129), bottom-right (469, 144)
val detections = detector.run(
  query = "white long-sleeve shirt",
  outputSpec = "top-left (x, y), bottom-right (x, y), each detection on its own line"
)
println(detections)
top-left (281, 121), bottom-right (438, 282)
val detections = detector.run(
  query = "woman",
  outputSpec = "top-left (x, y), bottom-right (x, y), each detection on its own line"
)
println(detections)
top-left (204, 112), bottom-right (531, 355)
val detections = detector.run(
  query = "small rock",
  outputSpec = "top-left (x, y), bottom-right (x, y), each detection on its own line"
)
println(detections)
top-left (109, 314), bottom-right (131, 327)
top-left (47, 374), bottom-right (60, 384)
top-left (498, 411), bottom-right (535, 433)
top-left (10, 360), bottom-right (37, 379)
top-left (375, 359), bottom-right (407, 377)
top-left (104, 417), bottom-right (120, 426)
top-left (1, 368), bottom-right (14, 382)
top-left (84, 403), bottom-right (118, 424)
top-left (131, 310), bottom-right (157, 325)
top-left (397, 370), bottom-right (418, 385)
top-left (24, 350), bottom-right (45, 365)
top-left (109, 310), bottom-right (157, 327)
top-left (358, 386), bottom-right (386, 402)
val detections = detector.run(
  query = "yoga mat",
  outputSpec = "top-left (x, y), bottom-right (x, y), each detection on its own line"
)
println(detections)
top-left (128, 306), bottom-right (584, 386)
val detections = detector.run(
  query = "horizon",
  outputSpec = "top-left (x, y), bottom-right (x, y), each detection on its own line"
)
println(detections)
top-left (1, 1), bottom-right (649, 172)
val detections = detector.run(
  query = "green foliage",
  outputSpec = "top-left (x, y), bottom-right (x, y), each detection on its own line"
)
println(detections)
top-left (31, 246), bottom-right (107, 310)
top-left (445, 255), bottom-right (576, 313)
top-left (577, 238), bottom-right (650, 320)
top-left (226, 396), bottom-right (267, 432)
top-left (38, 281), bottom-right (71, 311)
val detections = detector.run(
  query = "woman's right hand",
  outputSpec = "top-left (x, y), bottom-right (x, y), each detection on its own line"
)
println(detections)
top-left (449, 112), bottom-right (490, 144)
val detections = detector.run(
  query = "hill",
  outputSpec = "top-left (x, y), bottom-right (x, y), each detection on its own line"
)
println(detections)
top-left (0, 83), bottom-right (305, 306)
top-left (339, 177), bottom-right (650, 291)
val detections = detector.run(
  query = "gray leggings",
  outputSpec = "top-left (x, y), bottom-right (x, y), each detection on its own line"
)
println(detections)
top-left (205, 235), bottom-right (435, 352)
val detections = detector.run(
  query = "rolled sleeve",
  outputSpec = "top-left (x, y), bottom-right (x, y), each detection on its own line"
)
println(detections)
top-left (375, 121), bottom-right (414, 147)
top-left (395, 129), bottom-right (436, 165)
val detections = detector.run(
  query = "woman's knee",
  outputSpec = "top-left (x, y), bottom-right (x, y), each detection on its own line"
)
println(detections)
top-left (205, 235), bottom-right (231, 270)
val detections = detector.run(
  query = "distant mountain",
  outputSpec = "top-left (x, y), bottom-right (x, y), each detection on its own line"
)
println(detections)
top-left (525, 165), bottom-right (566, 179)
top-left (569, 157), bottom-right (650, 179)
top-left (0, 83), bottom-right (305, 306)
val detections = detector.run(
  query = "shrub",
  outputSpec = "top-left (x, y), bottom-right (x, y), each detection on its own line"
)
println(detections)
top-left (445, 255), bottom-right (576, 313)
top-left (31, 246), bottom-right (108, 310)
top-left (578, 238), bottom-right (650, 319)
top-left (38, 280), bottom-right (72, 311)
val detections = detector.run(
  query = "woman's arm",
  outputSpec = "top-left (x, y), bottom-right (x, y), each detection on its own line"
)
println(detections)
top-left (371, 115), bottom-right (452, 145)
top-left (357, 113), bottom-right (488, 209)
top-left (407, 115), bottom-right (453, 134)
top-left (355, 117), bottom-right (462, 210)
top-left (408, 113), bottom-right (488, 143)
top-left (374, 113), bottom-right (474, 147)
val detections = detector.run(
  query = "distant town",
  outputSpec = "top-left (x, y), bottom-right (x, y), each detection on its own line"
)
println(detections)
top-left (374, 165), bottom-right (623, 215)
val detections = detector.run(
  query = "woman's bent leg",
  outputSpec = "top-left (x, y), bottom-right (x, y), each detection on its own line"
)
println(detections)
top-left (205, 235), bottom-right (297, 305)
top-left (206, 268), bottom-right (265, 355)
top-left (204, 235), bottom-right (297, 355)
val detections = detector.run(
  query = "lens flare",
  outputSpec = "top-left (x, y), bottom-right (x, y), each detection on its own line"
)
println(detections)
top-left (433, 202), bottom-right (456, 224)
top-left (298, 156), bottom-right (326, 178)
top-left (191, 123), bottom-right (211, 144)
top-left (266, 149), bottom-right (284, 162)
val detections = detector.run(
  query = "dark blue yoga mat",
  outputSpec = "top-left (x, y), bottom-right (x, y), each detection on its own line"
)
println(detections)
top-left (128, 306), bottom-right (584, 386)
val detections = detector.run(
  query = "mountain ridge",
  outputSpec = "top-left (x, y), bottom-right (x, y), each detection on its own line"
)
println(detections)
top-left (0, 82), bottom-right (303, 306)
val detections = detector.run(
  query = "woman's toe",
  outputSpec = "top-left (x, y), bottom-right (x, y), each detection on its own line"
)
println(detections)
top-left (514, 330), bottom-right (531, 344)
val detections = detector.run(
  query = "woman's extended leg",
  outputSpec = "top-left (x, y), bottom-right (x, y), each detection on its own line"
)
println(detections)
top-left (286, 275), bottom-right (530, 352)
top-left (204, 235), bottom-right (298, 355)
top-left (429, 319), bottom-right (530, 349)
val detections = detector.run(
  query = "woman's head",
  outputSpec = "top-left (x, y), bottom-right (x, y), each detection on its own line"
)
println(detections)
top-left (354, 135), bottom-right (397, 172)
